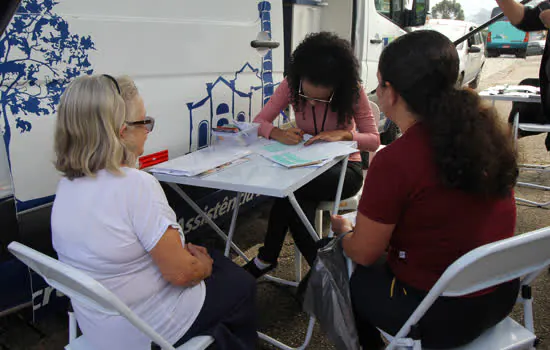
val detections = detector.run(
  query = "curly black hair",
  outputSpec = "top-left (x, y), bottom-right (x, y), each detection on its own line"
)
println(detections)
top-left (379, 30), bottom-right (518, 197)
top-left (287, 32), bottom-right (361, 126)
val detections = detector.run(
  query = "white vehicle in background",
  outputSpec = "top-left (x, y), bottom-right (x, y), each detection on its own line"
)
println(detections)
top-left (420, 19), bottom-right (486, 89)
top-left (527, 30), bottom-right (546, 56)
top-left (0, 0), bottom-right (428, 317)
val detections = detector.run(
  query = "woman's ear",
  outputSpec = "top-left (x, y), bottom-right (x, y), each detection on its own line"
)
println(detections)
top-left (387, 83), bottom-right (399, 107)
top-left (119, 124), bottom-right (128, 138)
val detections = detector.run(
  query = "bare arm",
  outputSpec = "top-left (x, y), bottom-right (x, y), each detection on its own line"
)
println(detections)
top-left (496, 0), bottom-right (525, 25)
top-left (150, 227), bottom-right (212, 286)
top-left (253, 78), bottom-right (292, 139)
top-left (333, 213), bottom-right (394, 265)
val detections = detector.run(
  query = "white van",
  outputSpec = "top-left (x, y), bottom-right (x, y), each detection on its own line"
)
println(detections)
top-left (0, 0), bottom-right (428, 315)
top-left (420, 19), bottom-right (486, 89)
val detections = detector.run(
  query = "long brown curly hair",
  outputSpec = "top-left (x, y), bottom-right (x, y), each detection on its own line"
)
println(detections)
top-left (286, 32), bottom-right (361, 126)
top-left (379, 30), bottom-right (518, 197)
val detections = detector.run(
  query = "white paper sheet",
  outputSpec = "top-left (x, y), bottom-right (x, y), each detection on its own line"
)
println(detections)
top-left (251, 136), bottom-right (357, 168)
top-left (150, 146), bottom-right (252, 177)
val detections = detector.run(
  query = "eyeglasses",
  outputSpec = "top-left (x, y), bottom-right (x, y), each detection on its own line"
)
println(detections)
top-left (298, 80), bottom-right (334, 104)
top-left (126, 116), bottom-right (155, 132)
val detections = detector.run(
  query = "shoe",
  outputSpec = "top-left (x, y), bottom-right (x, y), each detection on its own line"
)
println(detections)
top-left (243, 259), bottom-right (277, 279)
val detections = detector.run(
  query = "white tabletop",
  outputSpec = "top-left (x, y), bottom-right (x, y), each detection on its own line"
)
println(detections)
top-left (479, 86), bottom-right (541, 103)
top-left (153, 152), bottom-right (350, 198)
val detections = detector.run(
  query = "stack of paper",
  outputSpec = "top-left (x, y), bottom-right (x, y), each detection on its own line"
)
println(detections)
top-left (150, 146), bottom-right (251, 177)
top-left (251, 135), bottom-right (357, 168)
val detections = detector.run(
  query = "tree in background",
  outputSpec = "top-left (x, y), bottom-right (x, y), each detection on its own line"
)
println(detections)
top-left (432, 0), bottom-right (465, 20)
top-left (0, 0), bottom-right (95, 165)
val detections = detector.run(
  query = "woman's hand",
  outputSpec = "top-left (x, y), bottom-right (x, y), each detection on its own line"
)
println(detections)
top-left (304, 130), bottom-right (353, 146)
top-left (330, 215), bottom-right (354, 235)
top-left (187, 243), bottom-right (213, 279)
top-left (270, 127), bottom-right (304, 145)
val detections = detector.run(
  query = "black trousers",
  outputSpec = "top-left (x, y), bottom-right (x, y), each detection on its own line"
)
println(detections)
top-left (257, 161), bottom-right (364, 266)
top-left (350, 259), bottom-right (520, 349)
top-left (173, 251), bottom-right (258, 350)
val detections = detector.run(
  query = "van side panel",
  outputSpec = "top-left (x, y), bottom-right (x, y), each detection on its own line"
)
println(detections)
top-left (0, 0), bottom-right (284, 314)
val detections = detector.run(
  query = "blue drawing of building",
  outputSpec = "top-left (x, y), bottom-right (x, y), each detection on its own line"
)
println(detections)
top-left (186, 0), bottom-right (281, 151)
top-left (186, 63), bottom-right (264, 150)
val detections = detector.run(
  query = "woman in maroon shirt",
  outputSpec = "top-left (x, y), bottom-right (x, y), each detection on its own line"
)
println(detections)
top-left (331, 30), bottom-right (520, 349)
top-left (243, 32), bottom-right (379, 278)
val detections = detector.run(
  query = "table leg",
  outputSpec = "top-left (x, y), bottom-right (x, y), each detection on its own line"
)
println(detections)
top-left (225, 192), bottom-right (242, 257)
top-left (513, 111), bottom-right (519, 149)
top-left (288, 193), bottom-right (320, 242)
top-left (329, 157), bottom-right (349, 237)
top-left (166, 183), bottom-right (249, 261)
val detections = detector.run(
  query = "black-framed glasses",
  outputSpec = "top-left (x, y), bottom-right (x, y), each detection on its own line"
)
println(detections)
top-left (298, 80), bottom-right (334, 104)
top-left (126, 116), bottom-right (155, 132)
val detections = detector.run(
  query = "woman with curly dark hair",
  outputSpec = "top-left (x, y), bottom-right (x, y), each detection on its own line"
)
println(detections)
top-left (330, 30), bottom-right (520, 349)
top-left (244, 32), bottom-right (380, 278)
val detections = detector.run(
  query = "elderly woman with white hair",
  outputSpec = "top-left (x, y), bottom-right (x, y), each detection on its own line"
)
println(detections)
top-left (51, 74), bottom-right (257, 350)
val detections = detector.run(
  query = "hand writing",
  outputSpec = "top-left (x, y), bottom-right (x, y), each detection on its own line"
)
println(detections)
top-left (304, 130), bottom-right (352, 146)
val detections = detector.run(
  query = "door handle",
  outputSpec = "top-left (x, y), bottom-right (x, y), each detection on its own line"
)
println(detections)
top-left (370, 39), bottom-right (383, 44)
top-left (251, 40), bottom-right (280, 49)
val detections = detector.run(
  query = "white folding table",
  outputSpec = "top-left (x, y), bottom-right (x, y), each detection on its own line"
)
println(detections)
top-left (152, 144), bottom-right (355, 350)
top-left (479, 87), bottom-right (550, 207)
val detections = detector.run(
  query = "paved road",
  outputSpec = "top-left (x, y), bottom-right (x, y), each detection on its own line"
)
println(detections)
top-left (1, 56), bottom-right (549, 349)
top-left (479, 55), bottom-right (550, 350)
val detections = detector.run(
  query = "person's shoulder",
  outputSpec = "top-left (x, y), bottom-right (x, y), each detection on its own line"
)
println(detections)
top-left (372, 124), bottom-right (429, 166)
top-left (120, 167), bottom-right (161, 190)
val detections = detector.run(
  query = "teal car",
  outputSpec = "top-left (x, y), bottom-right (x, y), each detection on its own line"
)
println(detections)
top-left (487, 7), bottom-right (530, 58)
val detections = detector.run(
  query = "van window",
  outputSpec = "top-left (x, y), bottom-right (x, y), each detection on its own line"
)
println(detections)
top-left (375, 0), bottom-right (391, 18)
top-left (491, 6), bottom-right (508, 22)
top-left (376, 0), bottom-right (404, 26)
top-left (475, 32), bottom-right (483, 45)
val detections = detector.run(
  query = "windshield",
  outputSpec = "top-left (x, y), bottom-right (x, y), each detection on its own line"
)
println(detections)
top-left (422, 23), bottom-right (466, 49)
top-left (491, 7), bottom-right (509, 22)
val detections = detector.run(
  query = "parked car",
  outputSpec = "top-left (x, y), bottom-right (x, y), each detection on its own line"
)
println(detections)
top-left (420, 19), bottom-right (486, 89)
top-left (487, 6), bottom-right (530, 58)
top-left (527, 31), bottom-right (546, 56)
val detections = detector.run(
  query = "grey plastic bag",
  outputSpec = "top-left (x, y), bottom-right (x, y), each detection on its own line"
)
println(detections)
top-left (302, 235), bottom-right (360, 350)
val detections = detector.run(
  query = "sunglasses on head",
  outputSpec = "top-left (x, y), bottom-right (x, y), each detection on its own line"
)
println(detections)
top-left (298, 80), bottom-right (334, 104)
top-left (126, 116), bottom-right (155, 132)
top-left (102, 75), bottom-right (155, 133)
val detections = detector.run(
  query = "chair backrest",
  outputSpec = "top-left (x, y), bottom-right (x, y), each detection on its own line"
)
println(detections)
top-left (368, 101), bottom-right (383, 164)
top-left (8, 241), bottom-right (177, 350)
top-left (369, 101), bottom-right (381, 127)
top-left (390, 226), bottom-right (550, 346)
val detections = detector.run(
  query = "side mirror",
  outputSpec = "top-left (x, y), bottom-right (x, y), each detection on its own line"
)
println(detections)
top-left (468, 46), bottom-right (481, 53)
top-left (404, 0), bottom-right (429, 27)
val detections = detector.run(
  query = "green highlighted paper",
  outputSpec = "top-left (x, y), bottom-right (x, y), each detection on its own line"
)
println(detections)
top-left (271, 153), bottom-right (314, 167)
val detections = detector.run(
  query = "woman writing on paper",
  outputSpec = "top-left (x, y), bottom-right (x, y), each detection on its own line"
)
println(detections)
top-left (331, 31), bottom-right (519, 349)
top-left (244, 32), bottom-right (380, 278)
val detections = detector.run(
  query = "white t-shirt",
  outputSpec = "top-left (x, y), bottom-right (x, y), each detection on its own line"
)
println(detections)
top-left (51, 168), bottom-right (205, 350)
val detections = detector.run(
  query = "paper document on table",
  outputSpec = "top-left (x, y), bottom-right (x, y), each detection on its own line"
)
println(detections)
top-left (251, 134), bottom-right (313, 156)
top-left (483, 85), bottom-right (540, 96)
top-left (254, 137), bottom-right (357, 168)
top-left (150, 146), bottom-right (251, 177)
top-left (197, 156), bottom-right (251, 178)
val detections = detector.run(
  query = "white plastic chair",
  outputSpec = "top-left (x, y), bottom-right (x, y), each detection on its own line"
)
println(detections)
top-left (512, 112), bottom-right (550, 208)
top-left (7, 242), bottom-right (214, 350)
top-left (339, 214), bottom-right (550, 350)
top-left (314, 101), bottom-right (385, 236)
